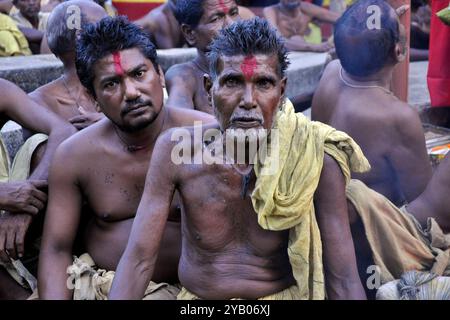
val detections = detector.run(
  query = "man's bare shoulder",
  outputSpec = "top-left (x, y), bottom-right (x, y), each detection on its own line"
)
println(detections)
top-left (28, 79), bottom-right (62, 111)
top-left (54, 119), bottom-right (108, 160)
top-left (262, 5), bottom-right (278, 19)
top-left (322, 59), bottom-right (341, 79)
top-left (165, 62), bottom-right (197, 80)
top-left (166, 106), bottom-right (216, 128)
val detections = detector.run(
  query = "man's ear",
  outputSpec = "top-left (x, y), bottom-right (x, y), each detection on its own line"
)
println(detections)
top-left (181, 23), bottom-right (196, 47)
top-left (158, 65), bottom-right (166, 88)
top-left (394, 42), bottom-right (407, 62)
top-left (204, 74), bottom-right (213, 105)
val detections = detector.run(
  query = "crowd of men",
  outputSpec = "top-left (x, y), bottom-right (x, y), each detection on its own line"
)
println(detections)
top-left (0, 0), bottom-right (449, 300)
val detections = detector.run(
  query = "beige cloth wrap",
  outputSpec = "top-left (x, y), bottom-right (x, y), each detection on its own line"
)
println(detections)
top-left (346, 179), bottom-right (450, 300)
top-left (0, 133), bottom-right (48, 293)
top-left (250, 100), bottom-right (370, 300)
top-left (65, 253), bottom-right (180, 300)
top-left (177, 285), bottom-right (301, 300)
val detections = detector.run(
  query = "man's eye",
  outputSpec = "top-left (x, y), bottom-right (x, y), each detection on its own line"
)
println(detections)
top-left (257, 79), bottom-right (273, 89)
top-left (135, 70), bottom-right (145, 78)
top-left (230, 9), bottom-right (239, 16)
top-left (225, 78), bottom-right (239, 87)
top-left (104, 81), bottom-right (117, 89)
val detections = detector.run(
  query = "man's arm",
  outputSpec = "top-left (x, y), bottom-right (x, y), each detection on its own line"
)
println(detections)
top-left (38, 142), bottom-right (82, 299)
top-left (301, 2), bottom-right (340, 24)
top-left (109, 133), bottom-right (177, 299)
top-left (0, 79), bottom-right (76, 181)
top-left (314, 154), bottom-right (366, 300)
top-left (389, 104), bottom-right (432, 203)
top-left (165, 65), bottom-right (196, 110)
top-left (17, 26), bottom-right (44, 43)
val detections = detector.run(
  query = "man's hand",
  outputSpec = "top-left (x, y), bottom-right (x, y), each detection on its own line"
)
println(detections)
top-left (0, 212), bottom-right (33, 262)
top-left (68, 107), bottom-right (103, 130)
top-left (0, 180), bottom-right (47, 215)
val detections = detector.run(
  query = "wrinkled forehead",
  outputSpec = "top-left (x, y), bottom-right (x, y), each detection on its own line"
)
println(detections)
top-left (215, 54), bottom-right (281, 78)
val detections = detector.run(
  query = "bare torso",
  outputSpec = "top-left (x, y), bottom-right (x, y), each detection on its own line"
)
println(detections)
top-left (68, 107), bottom-right (216, 283)
top-left (267, 4), bottom-right (313, 39)
top-left (173, 126), bottom-right (295, 299)
top-left (312, 61), bottom-right (413, 205)
top-left (135, 4), bottom-right (185, 49)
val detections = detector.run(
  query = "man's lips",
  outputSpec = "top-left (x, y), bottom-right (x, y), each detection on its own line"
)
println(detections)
top-left (231, 118), bottom-right (263, 128)
top-left (122, 104), bottom-right (150, 116)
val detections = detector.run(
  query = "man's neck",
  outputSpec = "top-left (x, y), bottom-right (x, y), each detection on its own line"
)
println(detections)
top-left (21, 11), bottom-right (39, 28)
top-left (342, 65), bottom-right (394, 92)
top-left (114, 107), bottom-right (167, 152)
top-left (194, 50), bottom-right (210, 74)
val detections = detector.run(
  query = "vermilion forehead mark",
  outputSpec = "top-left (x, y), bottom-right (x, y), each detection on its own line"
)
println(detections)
top-left (218, 0), bottom-right (229, 14)
top-left (112, 52), bottom-right (124, 76)
top-left (240, 55), bottom-right (257, 80)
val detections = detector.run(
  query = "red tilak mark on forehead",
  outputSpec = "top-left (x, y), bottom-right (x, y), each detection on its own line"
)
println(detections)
top-left (218, 0), bottom-right (229, 14)
top-left (240, 55), bottom-right (257, 80)
top-left (112, 52), bottom-right (124, 76)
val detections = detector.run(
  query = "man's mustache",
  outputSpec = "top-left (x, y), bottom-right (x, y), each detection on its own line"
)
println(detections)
top-left (121, 99), bottom-right (152, 116)
top-left (230, 113), bottom-right (264, 124)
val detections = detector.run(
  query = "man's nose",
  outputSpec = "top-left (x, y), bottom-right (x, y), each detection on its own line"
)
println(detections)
top-left (223, 13), bottom-right (234, 27)
top-left (124, 78), bottom-right (140, 101)
top-left (240, 84), bottom-right (257, 110)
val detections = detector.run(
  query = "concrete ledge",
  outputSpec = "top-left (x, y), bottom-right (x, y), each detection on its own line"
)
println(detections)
top-left (0, 48), bottom-right (198, 93)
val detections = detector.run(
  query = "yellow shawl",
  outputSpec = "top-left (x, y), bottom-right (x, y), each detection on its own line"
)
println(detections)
top-left (252, 100), bottom-right (370, 299)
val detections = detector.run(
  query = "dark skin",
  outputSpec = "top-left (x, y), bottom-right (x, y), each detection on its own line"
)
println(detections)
top-left (165, 0), bottom-right (240, 114)
top-left (109, 53), bottom-right (365, 300)
top-left (0, 79), bottom-right (76, 299)
top-left (38, 48), bottom-right (215, 299)
top-left (311, 10), bottom-right (431, 207)
top-left (13, 0), bottom-right (44, 53)
top-left (263, 0), bottom-right (338, 52)
top-left (134, 1), bottom-right (186, 50)
top-left (29, 0), bottom-right (108, 131)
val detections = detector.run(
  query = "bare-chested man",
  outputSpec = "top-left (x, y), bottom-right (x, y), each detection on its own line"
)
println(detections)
top-left (165, 0), bottom-right (241, 114)
top-left (29, 0), bottom-right (107, 131)
top-left (0, 80), bottom-right (76, 299)
top-left (134, 0), bottom-right (186, 49)
top-left (263, 0), bottom-right (338, 52)
top-left (38, 16), bottom-right (215, 300)
top-left (311, 0), bottom-right (431, 207)
top-left (110, 18), bottom-right (367, 300)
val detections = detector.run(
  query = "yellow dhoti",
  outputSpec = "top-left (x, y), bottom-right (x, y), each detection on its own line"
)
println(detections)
top-left (346, 179), bottom-right (450, 299)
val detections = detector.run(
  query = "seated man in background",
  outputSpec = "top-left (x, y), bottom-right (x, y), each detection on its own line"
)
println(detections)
top-left (312, 0), bottom-right (431, 207)
top-left (134, 0), bottom-right (187, 49)
top-left (0, 79), bottom-right (76, 299)
top-left (38, 16), bottom-right (215, 300)
top-left (165, 0), bottom-right (240, 114)
top-left (29, 0), bottom-right (107, 131)
top-left (9, 0), bottom-right (48, 53)
top-left (263, 0), bottom-right (338, 52)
